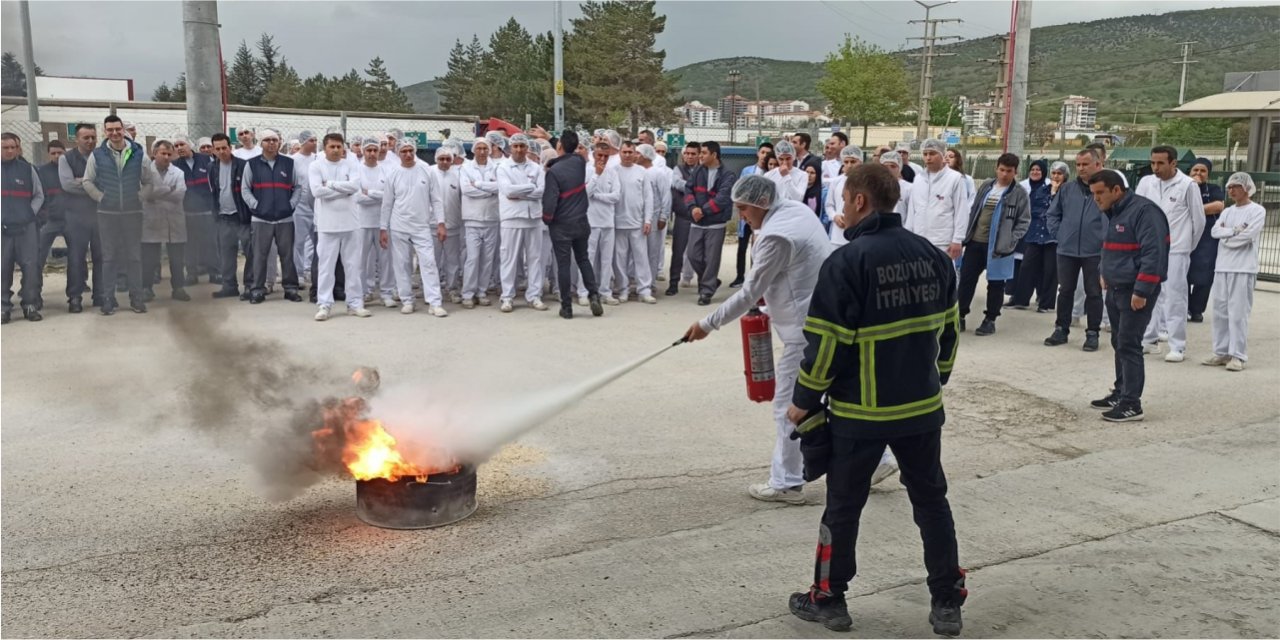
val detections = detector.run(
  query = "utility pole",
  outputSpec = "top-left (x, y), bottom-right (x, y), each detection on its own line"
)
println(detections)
top-left (183, 1), bottom-right (222, 140)
top-left (1175, 41), bottom-right (1197, 105)
top-left (728, 69), bottom-right (741, 144)
top-left (755, 78), bottom-right (762, 139)
top-left (908, 0), bottom-right (961, 142)
top-left (981, 35), bottom-right (1009, 141)
top-left (553, 0), bottom-right (565, 132)
top-left (19, 0), bottom-right (39, 122)
top-left (1005, 0), bottom-right (1032, 156)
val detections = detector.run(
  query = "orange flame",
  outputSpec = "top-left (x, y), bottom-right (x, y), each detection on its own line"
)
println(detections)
top-left (341, 419), bottom-right (425, 481)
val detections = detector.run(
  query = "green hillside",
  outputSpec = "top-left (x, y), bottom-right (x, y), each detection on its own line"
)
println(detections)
top-left (666, 57), bottom-right (826, 108)
top-left (402, 78), bottom-right (441, 114)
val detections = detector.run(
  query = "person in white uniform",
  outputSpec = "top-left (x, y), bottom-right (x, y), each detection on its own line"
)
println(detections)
top-left (1136, 146), bottom-right (1205, 362)
top-left (682, 174), bottom-right (833, 504)
top-left (459, 138), bottom-right (501, 308)
top-left (637, 143), bottom-right (671, 285)
top-left (355, 138), bottom-right (395, 308)
top-left (290, 131), bottom-right (318, 284)
top-left (904, 138), bottom-right (968, 260)
top-left (576, 147), bottom-right (620, 305)
top-left (878, 152), bottom-right (912, 216)
top-left (432, 147), bottom-right (465, 304)
top-left (824, 145), bottom-right (864, 248)
top-left (496, 133), bottom-right (547, 312)
top-left (764, 139), bottom-right (808, 203)
top-left (1202, 172), bottom-right (1265, 372)
top-left (611, 140), bottom-right (657, 304)
top-left (309, 133), bottom-right (368, 320)
top-left (380, 138), bottom-right (448, 317)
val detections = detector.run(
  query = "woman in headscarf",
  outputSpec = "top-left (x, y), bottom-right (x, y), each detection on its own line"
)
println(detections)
top-left (1008, 159), bottom-right (1060, 311)
top-left (1186, 157), bottom-right (1226, 322)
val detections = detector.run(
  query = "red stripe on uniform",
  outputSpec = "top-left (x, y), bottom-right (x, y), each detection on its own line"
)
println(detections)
top-left (559, 183), bottom-right (586, 199)
top-left (1, 190), bottom-right (33, 197)
top-left (707, 198), bottom-right (721, 213)
top-left (1137, 273), bottom-right (1160, 283)
top-left (252, 182), bottom-right (292, 190)
top-left (186, 177), bottom-right (210, 187)
top-left (1103, 242), bottom-right (1140, 251)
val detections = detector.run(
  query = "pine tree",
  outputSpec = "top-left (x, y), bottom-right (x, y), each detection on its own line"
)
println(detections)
top-left (226, 40), bottom-right (262, 106)
top-left (438, 39), bottom-right (476, 115)
top-left (329, 69), bottom-right (365, 111)
top-left (152, 82), bottom-right (172, 102)
top-left (263, 63), bottom-right (302, 108)
top-left (363, 56), bottom-right (413, 113)
top-left (256, 33), bottom-right (281, 89)
top-left (565, 1), bottom-right (679, 130)
top-left (171, 73), bottom-right (187, 102)
top-left (299, 73), bottom-right (333, 110)
top-left (1, 51), bottom-right (41, 97)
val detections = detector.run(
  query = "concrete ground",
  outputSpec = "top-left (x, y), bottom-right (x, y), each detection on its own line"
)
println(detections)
top-left (3, 256), bottom-right (1278, 639)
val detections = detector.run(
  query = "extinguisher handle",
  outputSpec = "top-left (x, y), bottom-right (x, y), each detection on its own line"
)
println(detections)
top-left (672, 336), bottom-right (689, 346)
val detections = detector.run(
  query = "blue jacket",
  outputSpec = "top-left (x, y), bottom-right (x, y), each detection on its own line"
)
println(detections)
top-left (245, 155), bottom-right (296, 222)
top-left (1045, 177), bottom-right (1104, 258)
top-left (91, 139), bottom-right (146, 213)
top-left (2, 157), bottom-right (39, 228)
top-left (209, 156), bottom-right (252, 225)
top-left (1101, 191), bottom-right (1169, 299)
top-left (684, 164), bottom-right (737, 227)
top-left (1188, 182), bottom-right (1225, 287)
top-left (174, 153), bottom-right (216, 214)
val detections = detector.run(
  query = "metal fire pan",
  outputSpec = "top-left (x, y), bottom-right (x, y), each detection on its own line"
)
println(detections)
top-left (355, 464), bottom-right (478, 529)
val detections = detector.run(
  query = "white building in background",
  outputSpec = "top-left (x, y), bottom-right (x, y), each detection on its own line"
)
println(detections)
top-left (34, 75), bottom-right (135, 102)
top-left (677, 100), bottom-right (721, 126)
top-left (962, 100), bottom-right (997, 134)
top-left (1061, 95), bottom-right (1098, 129)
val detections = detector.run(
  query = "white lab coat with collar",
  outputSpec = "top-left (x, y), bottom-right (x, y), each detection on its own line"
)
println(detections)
top-left (612, 164), bottom-right (651, 230)
top-left (495, 157), bottom-right (544, 228)
top-left (586, 165), bottom-right (620, 228)
top-left (905, 165), bottom-right (969, 248)
top-left (764, 167), bottom-right (808, 203)
top-left (1136, 170), bottom-right (1205, 255)
top-left (354, 162), bottom-right (385, 229)
top-left (459, 159), bottom-right (500, 225)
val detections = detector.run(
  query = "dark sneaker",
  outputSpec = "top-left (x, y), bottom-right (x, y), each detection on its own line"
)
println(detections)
top-left (1082, 330), bottom-right (1100, 352)
top-left (588, 294), bottom-right (604, 317)
top-left (68, 298), bottom-right (83, 313)
top-left (1, 310), bottom-right (9, 324)
top-left (729, 276), bottom-right (744, 288)
top-left (788, 592), bottom-right (852, 632)
top-left (959, 317), bottom-right (967, 332)
top-left (929, 601), bottom-right (964, 636)
top-left (172, 288), bottom-right (192, 302)
top-left (664, 284), bottom-right (679, 296)
top-left (100, 299), bottom-right (118, 315)
top-left (143, 288), bottom-right (156, 302)
top-left (974, 319), bottom-right (996, 336)
top-left (250, 293), bottom-right (266, 304)
top-left (239, 290), bottom-right (252, 301)
top-left (1090, 391), bottom-right (1120, 410)
top-left (130, 301), bottom-right (148, 314)
top-left (212, 288), bottom-right (239, 299)
top-left (1188, 313), bottom-right (1204, 323)
top-left (284, 291), bottom-right (303, 302)
top-left (1044, 327), bottom-right (1069, 346)
top-left (1102, 402), bottom-right (1144, 422)
top-left (23, 305), bottom-right (42, 322)
top-left (559, 306), bottom-right (573, 319)
top-left (697, 294), bottom-right (711, 306)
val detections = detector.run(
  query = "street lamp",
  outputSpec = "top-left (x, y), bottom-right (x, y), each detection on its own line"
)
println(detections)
top-left (727, 69), bottom-right (741, 144)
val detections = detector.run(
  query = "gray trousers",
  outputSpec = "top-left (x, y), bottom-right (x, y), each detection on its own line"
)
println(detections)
top-left (99, 212), bottom-right (145, 304)
top-left (142, 242), bottom-right (185, 292)
top-left (215, 215), bottom-right (253, 291)
top-left (3, 223), bottom-right (42, 312)
top-left (462, 223), bottom-right (499, 300)
top-left (669, 215), bottom-right (692, 283)
top-left (64, 211), bottom-right (101, 303)
top-left (184, 214), bottom-right (217, 278)
top-left (686, 225), bottom-right (726, 297)
top-left (293, 213), bottom-right (315, 278)
top-left (433, 226), bottom-right (464, 293)
top-left (362, 227), bottom-right (395, 300)
top-left (251, 220), bottom-right (298, 296)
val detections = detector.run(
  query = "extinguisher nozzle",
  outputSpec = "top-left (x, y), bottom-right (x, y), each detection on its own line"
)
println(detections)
top-left (672, 337), bottom-right (689, 346)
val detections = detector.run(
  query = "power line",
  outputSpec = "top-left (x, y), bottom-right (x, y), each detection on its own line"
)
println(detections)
top-left (907, 1), bottom-right (962, 140)
top-left (1033, 38), bottom-right (1269, 85)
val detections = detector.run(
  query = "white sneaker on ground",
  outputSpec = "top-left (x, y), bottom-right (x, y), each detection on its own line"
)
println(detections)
top-left (400, 302), bottom-right (415, 314)
top-left (531, 298), bottom-right (548, 311)
top-left (1201, 354), bottom-right (1230, 366)
top-left (348, 307), bottom-right (372, 318)
top-left (314, 306), bottom-right (331, 321)
top-left (1158, 331), bottom-right (1169, 342)
top-left (657, 273), bottom-right (667, 281)
top-left (617, 294), bottom-right (629, 304)
top-left (680, 278), bottom-right (693, 288)
top-left (602, 296), bottom-right (620, 306)
top-left (747, 483), bottom-right (806, 505)
top-left (1142, 342), bottom-right (1161, 355)
top-left (477, 295), bottom-right (492, 307)
top-left (1164, 350), bottom-right (1184, 363)
top-left (382, 297), bottom-right (398, 308)
top-left (640, 294), bottom-right (657, 304)
top-left (1102, 323), bottom-right (1112, 333)
top-left (500, 300), bottom-right (514, 313)
top-left (1226, 357), bottom-right (1245, 372)
top-left (1071, 316), bottom-right (1082, 327)
top-left (461, 297), bottom-right (476, 309)
top-left (431, 305), bottom-right (448, 318)
top-left (871, 460), bottom-right (900, 486)
top-left (448, 291), bottom-right (463, 304)
top-left (577, 296), bottom-right (590, 307)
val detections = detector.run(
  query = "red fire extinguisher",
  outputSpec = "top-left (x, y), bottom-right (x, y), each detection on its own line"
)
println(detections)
top-left (740, 304), bottom-right (775, 402)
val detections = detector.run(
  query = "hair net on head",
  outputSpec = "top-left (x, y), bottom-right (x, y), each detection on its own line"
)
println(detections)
top-left (362, 138), bottom-right (379, 150)
top-left (600, 130), bottom-right (620, 150)
top-left (349, 135), bottom-right (365, 146)
top-left (472, 137), bottom-right (490, 149)
top-left (387, 128), bottom-right (404, 140)
top-left (879, 153), bottom-right (901, 167)
top-left (896, 142), bottom-right (911, 152)
top-left (655, 141), bottom-right (668, 151)
top-left (197, 136), bottom-right (212, 148)
top-left (397, 138), bottom-right (417, 151)
top-left (840, 145), bottom-right (863, 160)
top-left (921, 138), bottom-right (946, 154)
top-left (259, 129), bottom-right (280, 141)
top-left (1050, 160), bottom-right (1070, 176)
top-left (510, 133), bottom-right (531, 146)
top-left (434, 147), bottom-right (453, 161)
top-left (174, 134), bottom-right (190, 144)
top-left (540, 149), bottom-right (558, 164)
top-left (730, 174), bottom-right (778, 209)
top-left (773, 139), bottom-right (796, 157)
top-left (593, 128), bottom-right (607, 137)
top-left (1226, 172), bottom-right (1256, 196)
top-left (636, 144), bottom-right (656, 161)
top-left (297, 130), bottom-right (316, 142)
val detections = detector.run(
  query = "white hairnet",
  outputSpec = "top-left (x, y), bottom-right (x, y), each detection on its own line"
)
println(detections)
top-left (510, 133), bottom-right (531, 146)
top-left (434, 147), bottom-right (453, 161)
top-left (840, 145), bottom-right (863, 160)
top-left (297, 130), bottom-right (316, 142)
top-left (1226, 172), bottom-right (1256, 196)
top-left (604, 130), bottom-right (622, 150)
top-left (259, 129), bottom-right (280, 141)
top-left (472, 137), bottom-right (490, 149)
top-left (730, 174), bottom-right (778, 209)
top-left (196, 136), bottom-right (212, 148)
top-left (921, 138), bottom-right (946, 154)
top-left (637, 143), bottom-right (656, 161)
top-left (896, 142), bottom-right (911, 152)
top-left (387, 128), bottom-right (404, 140)
top-left (1050, 160), bottom-right (1070, 176)
top-left (348, 135), bottom-right (364, 146)
top-left (773, 140), bottom-right (796, 157)
top-left (174, 134), bottom-right (191, 144)
top-left (879, 153), bottom-right (901, 167)
top-left (362, 138), bottom-right (380, 150)
top-left (397, 138), bottom-right (417, 151)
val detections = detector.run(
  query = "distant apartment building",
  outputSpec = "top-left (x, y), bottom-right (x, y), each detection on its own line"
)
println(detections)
top-left (1061, 95), bottom-right (1098, 129)
top-left (678, 100), bottom-right (721, 126)
top-left (961, 98), bottom-right (997, 133)
top-left (718, 94), bottom-right (749, 122)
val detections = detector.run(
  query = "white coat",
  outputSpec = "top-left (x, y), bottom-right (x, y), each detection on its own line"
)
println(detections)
top-left (1136, 170), bottom-right (1205, 255)
top-left (646, 164), bottom-right (672, 224)
top-left (380, 161), bottom-right (443, 235)
top-left (459, 159), bottom-right (500, 225)
top-left (764, 167), bottom-right (808, 202)
top-left (433, 165), bottom-right (464, 230)
top-left (1212, 202), bottom-right (1266, 273)
top-left (495, 157), bottom-right (544, 227)
top-left (309, 158), bottom-right (361, 233)
top-left (141, 162), bottom-right (187, 243)
top-left (905, 165), bottom-right (969, 248)
top-left (612, 164), bottom-right (650, 230)
top-left (354, 162), bottom-right (385, 229)
top-left (586, 165), bottom-right (620, 228)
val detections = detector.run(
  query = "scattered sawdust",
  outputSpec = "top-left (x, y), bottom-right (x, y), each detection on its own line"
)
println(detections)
top-left (476, 443), bottom-right (551, 504)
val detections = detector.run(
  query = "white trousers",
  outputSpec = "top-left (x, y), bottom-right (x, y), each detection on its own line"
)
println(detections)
top-left (770, 340), bottom-right (806, 490)
top-left (1144, 252), bottom-right (1190, 352)
top-left (462, 223), bottom-right (499, 300)
top-left (613, 227), bottom-right (653, 297)
top-left (647, 221), bottom-right (666, 282)
top-left (1211, 272), bottom-right (1255, 361)
top-left (576, 227), bottom-right (615, 298)
top-left (361, 228), bottom-right (395, 300)
top-left (391, 229), bottom-right (442, 307)
top-left (500, 226), bottom-right (543, 303)
top-left (432, 226), bottom-right (464, 293)
top-left (317, 230), bottom-right (364, 309)
top-left (294, 214), bottom-right (315, 278)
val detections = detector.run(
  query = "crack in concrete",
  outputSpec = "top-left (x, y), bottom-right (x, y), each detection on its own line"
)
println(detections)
top-left (1214, 510), bottom-right (1280, 538)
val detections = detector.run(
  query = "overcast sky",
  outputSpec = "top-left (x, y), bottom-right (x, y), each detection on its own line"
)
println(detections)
top-left (1, 0), bottom-right (1271, 97)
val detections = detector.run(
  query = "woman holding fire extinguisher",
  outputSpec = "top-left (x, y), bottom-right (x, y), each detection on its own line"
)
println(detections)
top-left (682, 174), bottom-right (831, 505)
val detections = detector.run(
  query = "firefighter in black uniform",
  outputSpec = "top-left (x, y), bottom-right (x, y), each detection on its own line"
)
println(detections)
top-left (785, 163), bottom-right (966, 635)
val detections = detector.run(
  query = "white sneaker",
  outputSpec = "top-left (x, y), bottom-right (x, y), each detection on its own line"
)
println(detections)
top-left (348, 307), bottom-right (372, 318)
top-left (1226, 357), bottom-right (1245, 372)
top-left (500, 300), bottom-right (513, 313)
top-left (477, 295), bottom-right (492, 307)
top-left (577, 296), bottom-right (589, 307)
top-left (314, 306), bottom-right (331, 321)
top-left (602, 295), bottom-right (620, 306)
top-left (617, 294), bottom-right (629, 304)
top-left (1142, 342), bottom-right (1161, 355)
top-left (680, 278), bottom-right (693, 288)
top-left (1164, 350), bottom-right (1184, 363)
top-left (1102, 323), bottom-right (1112, 333)
top-left (657, 273), bottom-right (667, 282)
top-left (382, 297), bottom-right (398, 308)
top-left (747, 482), bottom-right (806, 505)
top-left (1201, 354), bottom-right (1230, 366)
top-left (448, 291), bottom-right (463, 304)
top-left (640, 294), bottom-right (657, 304)
top-left (1071, 316), bottom-right (1082, 328)
top-left (1158, 331), bottom-right (1169, 343)
top-left (871, 461), bottom-right (900, 486)
top-left (530, 298), bottom-right (548, 311)
top-left (400, 302), bottom-right (415, 314)
top-left (364, 292), bottom-right (378, 304)
top-left (431, 305), bottom-right (448, 318)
